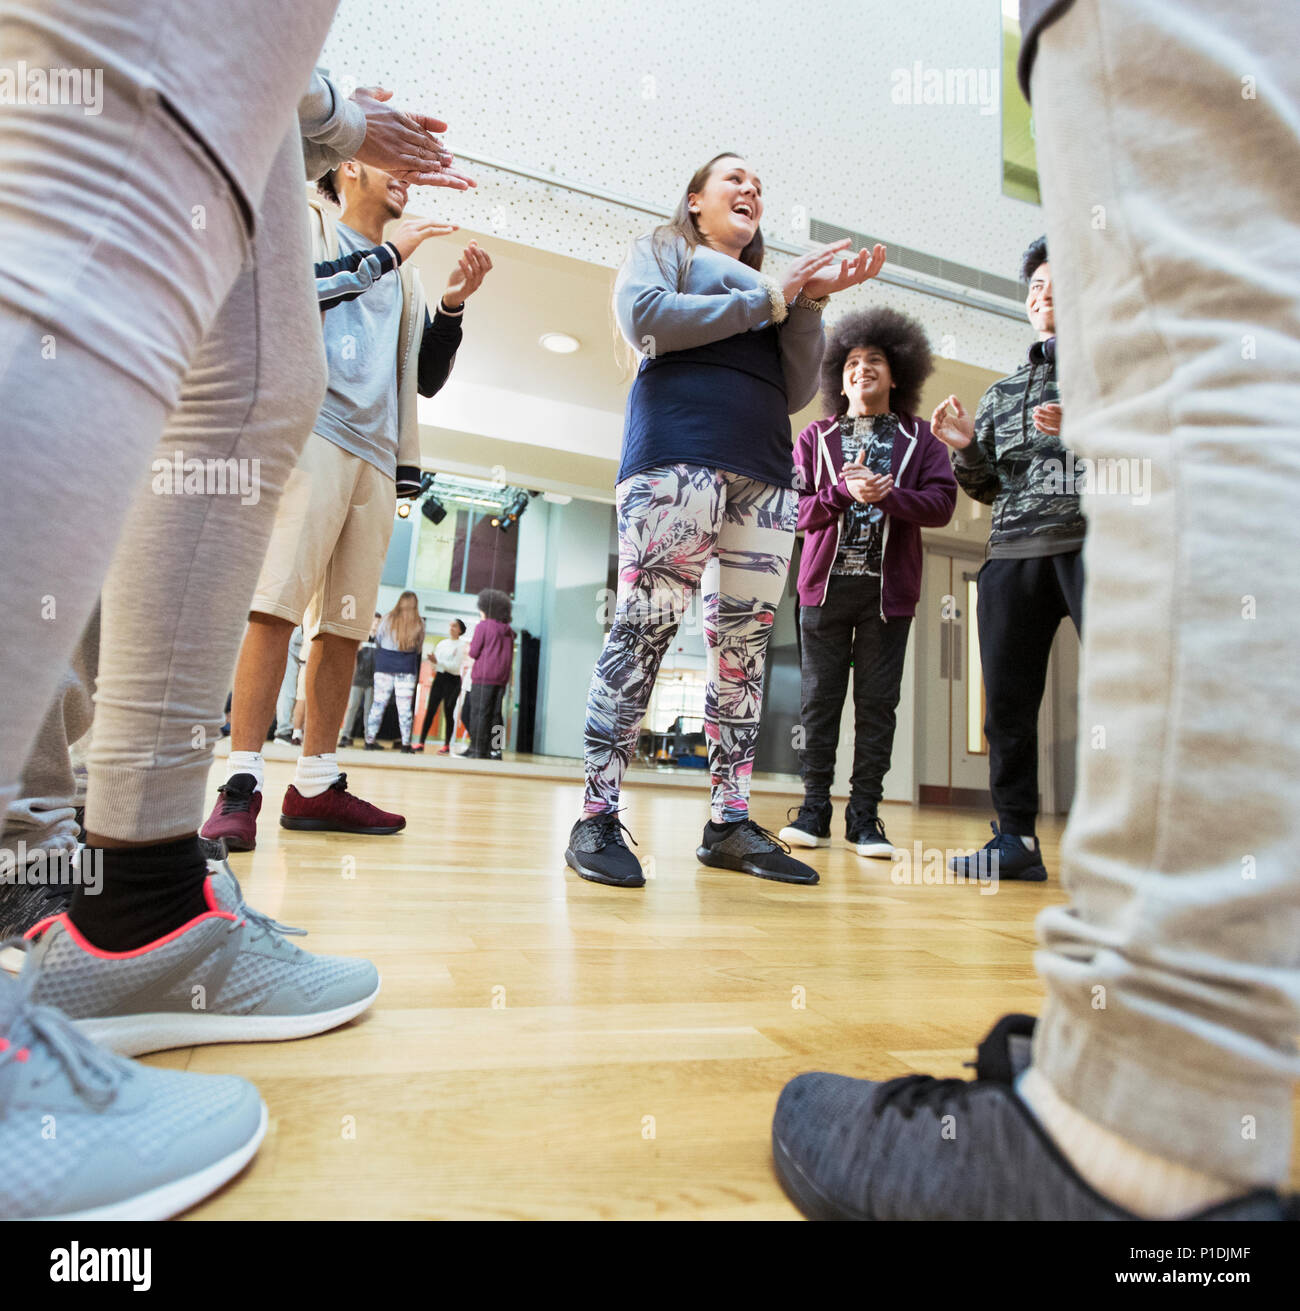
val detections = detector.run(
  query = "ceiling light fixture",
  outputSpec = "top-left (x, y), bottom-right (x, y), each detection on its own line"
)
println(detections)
top-left (539, 332), bottom-right (581, 354)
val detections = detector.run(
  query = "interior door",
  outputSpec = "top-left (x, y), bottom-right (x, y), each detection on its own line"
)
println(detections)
top-left (917, 547), bottom-right (991, 807)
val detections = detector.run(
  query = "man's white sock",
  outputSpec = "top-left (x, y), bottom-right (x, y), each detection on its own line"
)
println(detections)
top-left (1020, 835), bottom-right (1036, 850)
top-left (294, 753), bottom-right (341, 799)
top-left (1017, 1067), bottom-right (1241, 1218)
top-left (227, 752), bottom-right (265, 792)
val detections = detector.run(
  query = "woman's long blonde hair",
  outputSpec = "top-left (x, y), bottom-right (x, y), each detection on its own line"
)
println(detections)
top-left (614, 151), bottom-right (766, 375)
top-left (381, 591), bottom-right (426, 653)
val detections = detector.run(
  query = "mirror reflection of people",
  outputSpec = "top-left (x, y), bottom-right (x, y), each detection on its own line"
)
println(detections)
top-left (365, 592), bottom-right (425, 751)
top-left (416, 618), bottom-right (468, 755)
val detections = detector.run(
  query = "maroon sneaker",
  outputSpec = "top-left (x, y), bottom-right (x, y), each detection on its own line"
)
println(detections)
top-left (199, 772), bottom-right (262, 852)
top-left (279, 772), bottom-right (405, 835)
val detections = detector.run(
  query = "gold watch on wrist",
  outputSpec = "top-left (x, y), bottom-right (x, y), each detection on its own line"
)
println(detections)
top-left (792, 291), bottom-right (829, 312)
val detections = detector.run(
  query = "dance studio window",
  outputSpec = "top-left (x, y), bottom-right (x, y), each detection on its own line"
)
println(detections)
top-left (455, 510), bottom-right (518, 594)
top-left (645, 673), bottom-right (706, 734)
top-left (411, 498), bottom-right (519, 597)
top-left (1001, 1), bottom-right (1040, 205)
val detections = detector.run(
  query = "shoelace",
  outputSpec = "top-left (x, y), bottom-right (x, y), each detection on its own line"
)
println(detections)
top-left (787, 804), bottom-right (824, 828)
top-left (0, 938), bottom-right (120, 1109)
top-left (736, 819), bottom-right (790, 854)
top-left (214, 865), bottom-right (307, 951)
top-left (589, 812), bottom-right (637, 850)
top-left (324, 772), bottom-right (382, 819)
top-left (876, 1075), bottom-right (978, 1119)
top-left (217, 782), bottom-right (255, 814)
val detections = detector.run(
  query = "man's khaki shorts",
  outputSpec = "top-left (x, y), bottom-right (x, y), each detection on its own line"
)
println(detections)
top-left (251, 434), bottom-right (396, 642)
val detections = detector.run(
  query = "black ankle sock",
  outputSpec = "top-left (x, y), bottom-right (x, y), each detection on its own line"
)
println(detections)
top-left (707, 818), bottom-right (743, 835)
top-left (68, 835), bottom-right (212, 952)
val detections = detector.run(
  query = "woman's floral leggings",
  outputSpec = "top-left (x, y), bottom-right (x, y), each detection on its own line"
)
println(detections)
top-left (583, 464), bottom-right (797, 823)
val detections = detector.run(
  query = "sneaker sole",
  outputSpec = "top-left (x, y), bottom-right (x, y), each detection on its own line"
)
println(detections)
top-left (74, 978), bottom-right (382, 1056)
top-left (565, 848), bottom-right (645, 888)
top-left (853, 841), bottom-right (895, 859)
top-left (695, 847), bottom-right (819, 885)
top-left (222, 835), bottom-right (256, 852)
top-left (772, 1126), bottom-right (866, 1220)
top-left (279, 817), bottom-right (405, 835)
top-left (31, 1101), bottom-right (269, 1221)
top-left (778, 826), bottom-right (829, 848)
top-left (946, 861), bottom-right (1049, 883)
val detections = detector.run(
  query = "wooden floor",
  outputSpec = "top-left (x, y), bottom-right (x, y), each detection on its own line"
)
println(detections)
top-left (170, 758), bottom-right (1297, 1218)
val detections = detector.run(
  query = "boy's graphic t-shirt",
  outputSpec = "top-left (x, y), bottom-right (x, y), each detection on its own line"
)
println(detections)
top-left (831, 413), bottom-right (896, 578)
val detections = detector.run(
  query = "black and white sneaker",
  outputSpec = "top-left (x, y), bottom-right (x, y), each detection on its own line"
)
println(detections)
top-left (697, 819), bottom-right (819, 885)
top-left (948, 822), bottom-right (1048, 882)
top-left (566, 813), bottom-right (644, 888)
top-left (847, 815), bottom-right (894, 859)
top-left (778, 801), bottom-right (831, 849)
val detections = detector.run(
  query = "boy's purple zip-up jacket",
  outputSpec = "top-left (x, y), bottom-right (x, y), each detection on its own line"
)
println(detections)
top-left (793, 413), bottom-right (957, 617)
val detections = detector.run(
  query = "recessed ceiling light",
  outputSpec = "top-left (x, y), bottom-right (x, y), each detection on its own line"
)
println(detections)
top-left (539, 332), bottom-right (581, 354)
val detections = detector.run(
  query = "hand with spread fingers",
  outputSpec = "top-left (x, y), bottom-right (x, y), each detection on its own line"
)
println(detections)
top-left (351, 85), bottom-right (477, 191)
top-left (801, 243), bottom-right (887, 300)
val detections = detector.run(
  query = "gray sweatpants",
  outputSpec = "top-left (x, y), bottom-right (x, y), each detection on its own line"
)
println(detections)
top-left (0, 2), bottom-right (338, 836)
top-left (1030, 0), bottom-right (1300, 1186)
top-left (0, 610), bottom-right (98, 860)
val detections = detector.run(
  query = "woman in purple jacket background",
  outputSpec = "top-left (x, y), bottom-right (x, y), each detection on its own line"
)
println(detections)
top-left (780, 308), bottom-right (957, 858)
top-left (465, 588), bottom-right (515, 760)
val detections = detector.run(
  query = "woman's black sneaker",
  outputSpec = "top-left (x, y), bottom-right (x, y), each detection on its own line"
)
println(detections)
top-left (848, 814), bottom-right (894, 859)
top-left (697, 819), bottom-right (819, 885)
top-left (778, 801), bottom-right (831, 849)
top-left (566, 813), bottom-right (644, 888)
top-left (948, 822), bottom-right (1048, 882)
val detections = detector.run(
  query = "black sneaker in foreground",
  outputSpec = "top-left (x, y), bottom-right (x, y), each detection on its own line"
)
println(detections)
top-left (847, 814), bottom-right (893, 859)
top-left (948, 821), bottom-right (1048, 882)
top-left (772, 1020), bottom-right (1296, 1221)
top-left (773, 1076), bottom-right (1296, 1221)
top-left (566, 813), bottom-right (644, 888)
top-left (697, 819), bottom-right (818, 885)
top-left (778, 801), bottom-right (831, 849)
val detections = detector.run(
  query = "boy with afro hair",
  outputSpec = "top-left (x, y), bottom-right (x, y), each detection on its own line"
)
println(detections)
top-left (782, 307), bottom-right (957, 858)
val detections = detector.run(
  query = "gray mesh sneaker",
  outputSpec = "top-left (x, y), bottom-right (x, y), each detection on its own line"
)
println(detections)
top-left (772, 1020), bottom-right (1298, 1221)
top-left (0, 962), bottom-right (266, 1220)
top-left (697, 819), bottom-right (819, 885)
top-left (22, 865), bottom-right (380, 1056)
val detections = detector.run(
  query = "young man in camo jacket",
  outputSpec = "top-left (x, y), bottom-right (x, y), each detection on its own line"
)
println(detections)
top-left (930, 235), bottom-right (1083, 882)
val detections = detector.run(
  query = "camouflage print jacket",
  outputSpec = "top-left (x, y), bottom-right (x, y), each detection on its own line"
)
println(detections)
top-left (953, 336), bottom-right (1086, 558)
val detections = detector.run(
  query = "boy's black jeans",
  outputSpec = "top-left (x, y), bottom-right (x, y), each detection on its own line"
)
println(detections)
top-left (976, 549), bottom-right (1084, 835)
top-left (798, 573), bottom-right (911, 830)
top-left (468, 682), bottom-right (506, 758)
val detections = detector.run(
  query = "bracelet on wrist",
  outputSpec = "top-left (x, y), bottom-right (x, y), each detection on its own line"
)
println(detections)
top-left (792, 292), bottom-right (829, 312)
